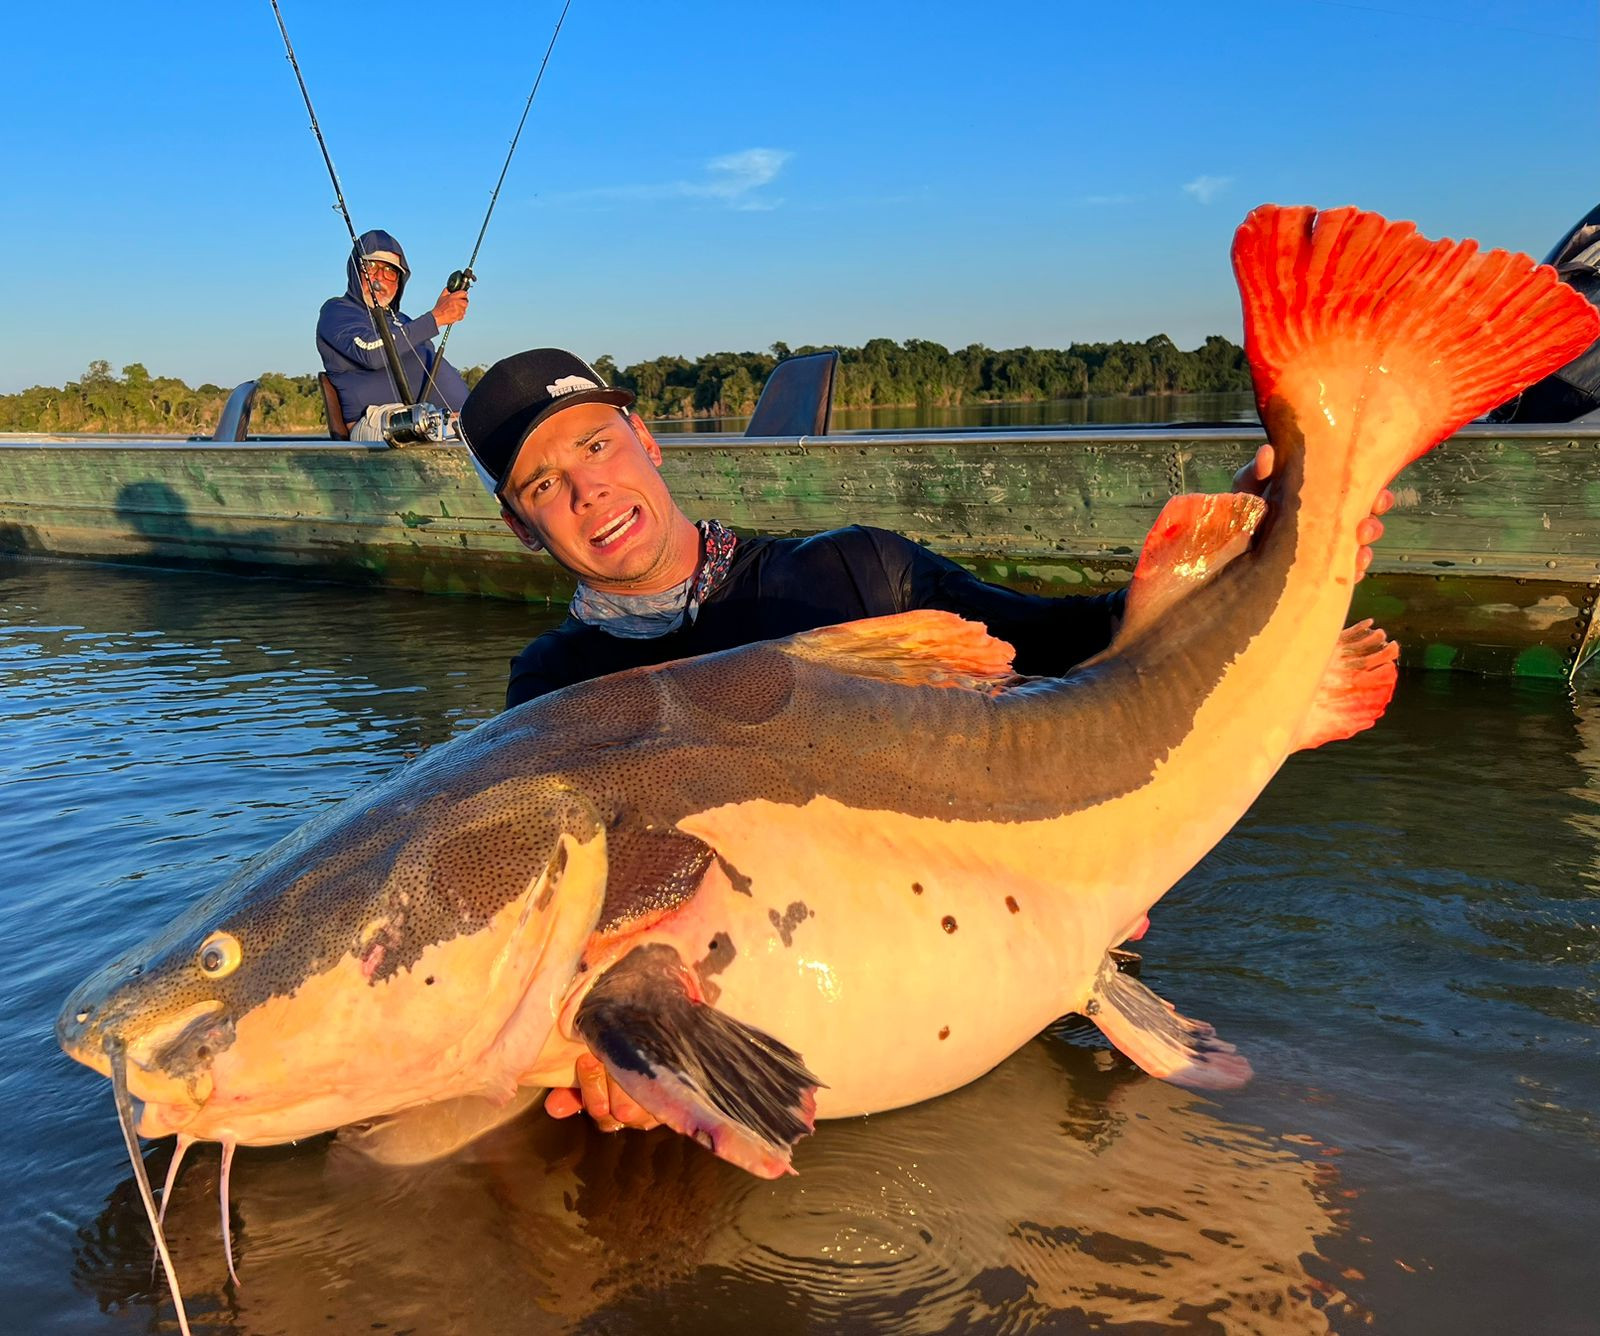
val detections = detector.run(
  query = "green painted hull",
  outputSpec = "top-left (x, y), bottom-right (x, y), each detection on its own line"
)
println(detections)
top-left (2, 425), bottom-right (1597, 678)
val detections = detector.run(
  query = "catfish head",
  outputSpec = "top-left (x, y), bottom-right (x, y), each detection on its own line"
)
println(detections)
top-left (58, 745), bottom-right (608, 1148)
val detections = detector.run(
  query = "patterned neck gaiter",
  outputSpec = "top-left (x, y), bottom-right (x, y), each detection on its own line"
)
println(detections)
top-left (569, 520), bottom-right (739, 639)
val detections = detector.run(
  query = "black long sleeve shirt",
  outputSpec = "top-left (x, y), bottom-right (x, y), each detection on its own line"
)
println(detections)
top-left (505, 525), bottom-right (1126, 710)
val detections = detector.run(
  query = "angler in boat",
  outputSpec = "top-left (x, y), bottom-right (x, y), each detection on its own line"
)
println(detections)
top-left (269, 0), bottom-right (536, 452)
top-left (316, 229), bottom-right (471, 441)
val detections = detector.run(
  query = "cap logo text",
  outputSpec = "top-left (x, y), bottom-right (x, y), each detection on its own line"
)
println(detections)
top-left (547, 375), bottom-right (598, 398)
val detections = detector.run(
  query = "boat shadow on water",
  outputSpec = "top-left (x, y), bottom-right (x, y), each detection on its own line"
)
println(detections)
top-left (69, 1037), bottom-right (1353, 1335)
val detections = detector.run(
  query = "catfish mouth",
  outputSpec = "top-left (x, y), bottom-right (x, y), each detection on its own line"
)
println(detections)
top-left (59, 999), bottom-right (229, 1115)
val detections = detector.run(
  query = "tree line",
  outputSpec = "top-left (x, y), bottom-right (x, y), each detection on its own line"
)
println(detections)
top-left (603, 334), bottom-right (1250, 418)
top-left (0, 335), bottom-right (1251, 435)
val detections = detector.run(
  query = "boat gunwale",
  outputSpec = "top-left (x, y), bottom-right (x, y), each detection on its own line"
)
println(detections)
top-left (4, 422), bottom-right (1600, 451)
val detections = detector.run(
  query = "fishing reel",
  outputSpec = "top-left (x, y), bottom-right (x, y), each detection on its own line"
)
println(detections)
top-left (379, 401), bottom-right (455, 446)
top-left (446, 267), bottom-right (476, 293)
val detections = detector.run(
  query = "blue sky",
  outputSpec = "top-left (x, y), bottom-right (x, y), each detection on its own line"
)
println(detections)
top-left (2, 0), bottom-right (1594, 393)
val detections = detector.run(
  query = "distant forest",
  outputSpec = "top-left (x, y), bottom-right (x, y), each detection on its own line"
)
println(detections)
top-left (0, 335), bottom-right (1251, 435)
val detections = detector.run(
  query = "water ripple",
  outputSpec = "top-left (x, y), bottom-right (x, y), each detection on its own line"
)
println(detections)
top-left (6, 558), bottom-right (1600, 1333)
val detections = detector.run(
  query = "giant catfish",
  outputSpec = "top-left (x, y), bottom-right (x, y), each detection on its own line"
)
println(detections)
top-left (60, 206), bottom-right (1599, 1194)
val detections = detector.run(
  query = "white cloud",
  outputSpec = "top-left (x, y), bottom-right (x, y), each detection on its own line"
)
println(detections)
top-left (1182, 174), bottom-right (1233, 205)
top-left (703, 149), bottom-right (790, 205)
top-left (557, 148), bottom-right (793, 210)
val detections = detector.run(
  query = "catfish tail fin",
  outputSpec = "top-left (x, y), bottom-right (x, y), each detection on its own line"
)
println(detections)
top-left (1233, 205), bottom-right (1600, 484)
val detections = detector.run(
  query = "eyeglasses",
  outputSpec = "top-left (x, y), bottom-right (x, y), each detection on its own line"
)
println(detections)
top-left (363, 261), bottom-right (400, 281)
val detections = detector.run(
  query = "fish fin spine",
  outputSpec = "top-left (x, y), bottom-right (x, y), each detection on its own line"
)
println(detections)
top-left (1087, 954), bottom-right (1252, 1090)
top-left (575, 944), bottom-right (820, 1178)
top-left (1234, 204), bottom-right (1600, 481)
top-left (786, 610), bottom-right (1016, 692)
top-left (1119, 492), bottom-right (1267, 638)
top-left (1291, 618), bottom-right (1400, 751)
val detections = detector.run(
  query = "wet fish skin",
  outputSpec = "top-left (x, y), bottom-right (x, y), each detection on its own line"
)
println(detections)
top-left (57, 205), bottom-right (1600, 1175)
top-left (57, 768), bottom-right (611, 1143)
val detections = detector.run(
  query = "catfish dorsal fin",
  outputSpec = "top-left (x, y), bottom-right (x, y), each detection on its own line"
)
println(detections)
top-left (1291, 618), bottom-right (1400, 751)
top-left (1120, 493), bottom-right (1267, 640)
top-left (1234, 205), bottom-right (1600, 478)
top-left (784, 610), bottom-right (1016, 691)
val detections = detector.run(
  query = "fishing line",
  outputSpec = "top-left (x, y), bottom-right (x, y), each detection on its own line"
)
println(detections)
top-left (418, 0), bottom-right (575, 405)
top-left (267, 0), bottom-right (415, 407)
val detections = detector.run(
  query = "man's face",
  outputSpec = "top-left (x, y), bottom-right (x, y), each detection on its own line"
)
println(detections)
top-left (499, 403), bottom-right (696, 594)
top-left (361, 260), bottom-right (401, 309)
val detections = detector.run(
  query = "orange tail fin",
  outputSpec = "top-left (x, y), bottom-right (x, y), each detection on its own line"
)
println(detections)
top-left (1233, 205), bottom-right (1600, 477)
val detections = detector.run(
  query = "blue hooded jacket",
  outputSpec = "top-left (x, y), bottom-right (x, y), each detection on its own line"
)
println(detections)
top-left (315, 229), bottom-right (469, 424)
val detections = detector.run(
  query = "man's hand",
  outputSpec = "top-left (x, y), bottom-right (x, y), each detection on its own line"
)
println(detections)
top-left (432, 287), bottom-right (469, 327)
top-left (1231, 443), bottom-right (1394, 581)
top-left (545, 1052), bottom-right (663, 1133)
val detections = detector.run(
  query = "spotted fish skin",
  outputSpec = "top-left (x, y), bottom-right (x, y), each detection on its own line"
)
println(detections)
top-left (58, 206), bottom-right (1600, 1171)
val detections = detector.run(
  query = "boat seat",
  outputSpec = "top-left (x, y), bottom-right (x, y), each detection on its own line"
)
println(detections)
top-left (319, 372), bottom-right (353, 441)
top-left (745, 350), bottom-right (839, 437)
top-left (211, 380), bottom-right (259, 442)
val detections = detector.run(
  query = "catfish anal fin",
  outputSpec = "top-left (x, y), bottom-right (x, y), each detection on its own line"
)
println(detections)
top-left (333, 1087), bottom-right (549, 1167)
top-left (1088, 954), bottom-right (1252, 1090)
top-left (1119, 493), bottom-right (1267, 639)
top-left (1292, 618), bottom-right (1400, 751)
top-left (574, 944), bottom-right (821, 1178)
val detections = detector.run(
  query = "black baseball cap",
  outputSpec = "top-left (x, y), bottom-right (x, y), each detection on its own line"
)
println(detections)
top-left (460, 348), bottom-right (635, 498)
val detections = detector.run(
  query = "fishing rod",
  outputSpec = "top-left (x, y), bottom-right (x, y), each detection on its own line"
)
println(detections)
top-left (418, 0), bottom-right (574, 405)
top-left (267, 0), bottom-right (418, 419)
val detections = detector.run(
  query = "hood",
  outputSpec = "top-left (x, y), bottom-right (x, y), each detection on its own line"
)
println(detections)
top-left (345, 228), bottom-right (412, 308)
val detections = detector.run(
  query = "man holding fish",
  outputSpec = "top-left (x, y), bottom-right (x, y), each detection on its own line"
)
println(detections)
top-left (58, 211), bottom-right (1600, 1336)
top-left (456, 344), bottom-right (1395, 1130)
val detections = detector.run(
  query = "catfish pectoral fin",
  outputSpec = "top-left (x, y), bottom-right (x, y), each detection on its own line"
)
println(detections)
top-left (575, 944), bottom-right (821, 1178)
top-left (1087, 955), bottom-right (1253, 1091)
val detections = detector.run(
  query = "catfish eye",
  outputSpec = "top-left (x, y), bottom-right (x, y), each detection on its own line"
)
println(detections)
top-left (197, 931), bottom-right (242, 979)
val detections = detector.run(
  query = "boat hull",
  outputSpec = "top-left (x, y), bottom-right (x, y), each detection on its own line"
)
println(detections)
top-left (2, 425), bottom-right (1597, 678)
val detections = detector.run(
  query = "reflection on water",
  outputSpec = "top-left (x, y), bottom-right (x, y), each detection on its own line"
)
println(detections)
top-left (5, 556), bottom-right (1600, 1334)
top-left (71, 1044), bottom-right (1346, 1335)
top-left (652, 392), bottom-right (1259, 435)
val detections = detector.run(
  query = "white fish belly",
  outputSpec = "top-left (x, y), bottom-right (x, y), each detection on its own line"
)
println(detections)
top-left (653, 796), bottom-right (1134, 1118)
